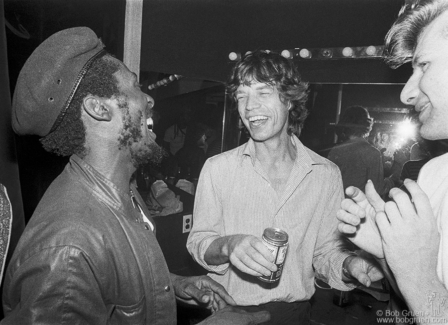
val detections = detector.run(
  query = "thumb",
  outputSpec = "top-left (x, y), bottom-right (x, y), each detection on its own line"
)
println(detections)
top-left (365, 180), bottom-right (385, 213)
top-left (345, 186), bottom-right (367, 204)
top-left (353, 271), bottom-right (372, 287)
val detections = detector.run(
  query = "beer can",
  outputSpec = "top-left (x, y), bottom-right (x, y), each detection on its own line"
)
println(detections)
top-left (258, 227), bottom-right (289, 283)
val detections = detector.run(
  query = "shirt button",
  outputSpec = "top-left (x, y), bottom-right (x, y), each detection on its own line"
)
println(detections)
top-left (164, 285), bottom-right (170, 292)
top-left (144, 224), bottom-right (150, 230)
top-left (135, 218), bottom-right (139, 223)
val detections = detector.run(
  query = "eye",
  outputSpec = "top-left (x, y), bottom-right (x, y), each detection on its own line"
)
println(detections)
top-left (418, 61), bottom-right (429, 72)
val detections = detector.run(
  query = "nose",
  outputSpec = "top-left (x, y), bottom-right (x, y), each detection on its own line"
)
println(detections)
top-left (245, 94), bottom-right (261, 111)
top-left (146, 94), bottom-right (155, 110)
top-left (400, 73), bottom-right (420, 106)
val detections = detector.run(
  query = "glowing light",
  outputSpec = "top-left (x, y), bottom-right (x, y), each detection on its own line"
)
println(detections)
top-left (342, 47), bottom-right (354, 57)
top-left (281, 49), bottom-right (293, 59)
top-left (229, 52), bottom-right (240, 61)
top-left (396, 119), bottom-right (417, 140)
top-left (299, 48), bottom-right (311, 59)
top-left (366, 46), bottom-right (377, 56)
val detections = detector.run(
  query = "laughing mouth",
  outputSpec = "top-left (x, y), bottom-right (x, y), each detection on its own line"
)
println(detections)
top-left (146, 117), bottom-right (154, 131)
top-left (248, 115), bottom-right (268, 126)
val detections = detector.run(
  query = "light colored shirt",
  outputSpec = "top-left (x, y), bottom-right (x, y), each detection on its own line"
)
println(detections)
top-left (417, 153), bottom-right (448, 287)
top-left (187, 135), bottom-right (354, 306)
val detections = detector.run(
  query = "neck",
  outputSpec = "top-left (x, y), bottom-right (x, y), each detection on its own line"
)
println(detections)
top-left (82, 145), bottom-right (135, 192)
top-left (253, 134), bottom-right (296, 166)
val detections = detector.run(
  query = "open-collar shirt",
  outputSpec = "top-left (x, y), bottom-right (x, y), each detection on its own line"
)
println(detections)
top-left (187, 135), bottom-right (354, 305)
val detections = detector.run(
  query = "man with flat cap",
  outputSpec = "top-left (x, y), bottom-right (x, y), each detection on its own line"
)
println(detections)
top-left (1, 27), bottom-right (269, 325)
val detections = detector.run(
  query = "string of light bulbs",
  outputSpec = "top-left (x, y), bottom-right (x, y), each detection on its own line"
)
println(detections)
top-left (147, 74), bottom-right (183, 90)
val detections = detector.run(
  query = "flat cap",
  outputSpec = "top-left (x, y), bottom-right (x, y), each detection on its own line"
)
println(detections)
top-left (12, 27), bottom-right (106, 137)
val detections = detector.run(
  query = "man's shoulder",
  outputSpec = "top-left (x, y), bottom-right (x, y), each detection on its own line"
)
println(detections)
top-left (205, 143), bottom-right (245, 165)
top-left (303, 145), bottom-right (339, 169)
top-left (419, 153), bottom-right (448, 181)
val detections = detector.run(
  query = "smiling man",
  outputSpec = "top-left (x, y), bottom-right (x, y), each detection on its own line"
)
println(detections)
top-left (1, 27), bottom-right (271, 325)
top-left (336, 0), bottom-right (448, 320)
top-left (187, 50), bottom-right (382, 324)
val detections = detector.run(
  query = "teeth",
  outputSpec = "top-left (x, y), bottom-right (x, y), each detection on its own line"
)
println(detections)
top-left (146, 117), bottom-right (153, 131)
top-left (249, 116), bottom-right (268, 122)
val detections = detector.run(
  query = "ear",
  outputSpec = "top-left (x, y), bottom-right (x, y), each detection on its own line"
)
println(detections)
top-left (83, 96), bottom-right (112, 122)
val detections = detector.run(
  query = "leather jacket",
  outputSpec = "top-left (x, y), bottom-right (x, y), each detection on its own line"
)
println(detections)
top-left (2, 155), bottom-right (176, 324)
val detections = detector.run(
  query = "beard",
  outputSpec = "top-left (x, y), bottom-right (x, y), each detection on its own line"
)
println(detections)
top-left (117, 97), bottom-right (167, 168)
top-left (130, 140), bottom-right (166, 169)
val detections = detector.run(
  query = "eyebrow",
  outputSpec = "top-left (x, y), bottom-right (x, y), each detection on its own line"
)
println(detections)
top-left (254, 84), bottom-right (273, 91)
top-left (412, 53), bottom-right (422, 67)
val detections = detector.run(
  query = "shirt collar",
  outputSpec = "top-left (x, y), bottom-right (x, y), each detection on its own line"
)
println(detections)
top-left (240, 135), bottom-right (320, 169)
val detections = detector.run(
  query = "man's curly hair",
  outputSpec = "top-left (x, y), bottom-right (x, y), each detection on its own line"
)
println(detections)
top-left (227, 50), bottom-right (309, 137)
top-left (40, 55), bottom-right (121, 157)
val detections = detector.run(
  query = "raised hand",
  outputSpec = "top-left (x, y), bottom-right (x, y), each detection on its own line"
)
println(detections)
top-left (337, 181), bottom-right (385, 258)
top-left (375, 179), bottom-right (440, 284)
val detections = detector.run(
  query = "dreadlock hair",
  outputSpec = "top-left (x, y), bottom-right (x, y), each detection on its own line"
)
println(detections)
top-left (40, 55), bottom-right (121, 157)
top-left (384, 0), bottom-right (448, 68)
top-left (227, 50), bottom-right (309, 137)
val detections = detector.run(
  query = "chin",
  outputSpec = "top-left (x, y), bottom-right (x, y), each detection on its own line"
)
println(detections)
top-left (131, 142), bottom-right (166, 168)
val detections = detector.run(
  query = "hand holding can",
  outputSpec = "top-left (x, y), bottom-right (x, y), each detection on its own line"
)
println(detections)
top-left (258, 228), bottom-right (289, 283)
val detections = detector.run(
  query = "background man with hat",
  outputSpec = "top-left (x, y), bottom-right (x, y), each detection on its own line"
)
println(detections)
top-left (328, 105), bottom-right (399, 198)
top-left (2, 27), bottom-right (269, 324)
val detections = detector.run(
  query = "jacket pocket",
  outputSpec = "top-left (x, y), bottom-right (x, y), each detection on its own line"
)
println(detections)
top-left (108, 295), bottom-right (146, 325)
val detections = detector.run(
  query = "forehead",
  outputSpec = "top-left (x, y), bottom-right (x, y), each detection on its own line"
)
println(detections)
top-left (113, 60), bottom-right (137, 84)
top-left (236, 82), bottom-right (275, 93)
top-left (414, 11), bottom-right (448, 59)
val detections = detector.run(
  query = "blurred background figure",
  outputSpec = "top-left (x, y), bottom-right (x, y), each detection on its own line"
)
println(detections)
top-left (163, 107), bottom-right (192, 157)
top-left (175, 123), bottom-right (208, 180)
top-left (328, 106), bottom-right (396, 198)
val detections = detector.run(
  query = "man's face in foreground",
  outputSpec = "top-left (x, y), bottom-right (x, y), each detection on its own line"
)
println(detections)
top-left (113, 61), bottom-right (164, 167)
top-left (400, 10), bottom-right (448, 141)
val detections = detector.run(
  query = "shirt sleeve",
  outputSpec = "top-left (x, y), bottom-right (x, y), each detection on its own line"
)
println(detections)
top-left (186, 158), bottom-right (229, 274)
top-left (312, 166), bottom-right (357, 291)
top-left (2, 246), bottom-right (108, 324)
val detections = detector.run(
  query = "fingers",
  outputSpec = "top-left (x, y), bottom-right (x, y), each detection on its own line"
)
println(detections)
top-left (375, 211), bottom-right (391, 238)
top-left (340, 198), bottom-right (366, 219)
top-left (402, 179), bottom-right (433, 219)
top-left (229, 237), bottom-right (277, 276)
top-left (345, 186), bottom-right (366, 204)
top-left (384, 201), bottom-right (402, 226)
top-left (365, 180), bottom-right (385, 212)
top-left (230, 251), bottom-right (273, 277)
top-left (252, 240), bottom-right (275, 264)
top-left (205, 281), bottom-right (236, 307)
top-left (355, 272), bottom-right (372, 287)
top-left (337, 208), bottom-right (362, 227)
top-left (337, 222), bottom-right (357, 235)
